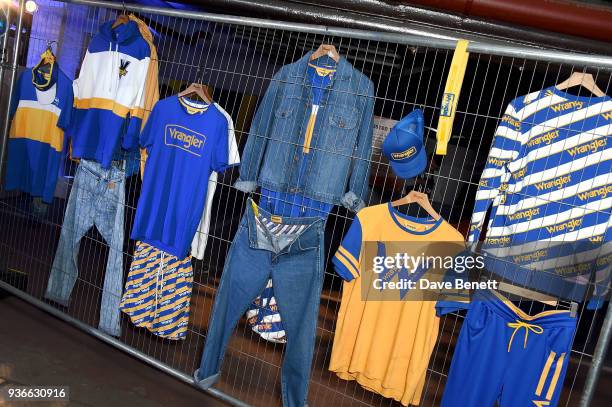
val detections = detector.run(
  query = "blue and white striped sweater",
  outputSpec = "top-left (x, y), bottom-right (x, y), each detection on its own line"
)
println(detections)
top-left (470, 86), bottom-right (612, 304)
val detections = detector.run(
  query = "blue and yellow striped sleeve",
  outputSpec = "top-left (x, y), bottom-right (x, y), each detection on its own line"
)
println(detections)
top-left (468, 102), bottom-right (522, 242)
top-left (333, 216), bottom-right (363, 281)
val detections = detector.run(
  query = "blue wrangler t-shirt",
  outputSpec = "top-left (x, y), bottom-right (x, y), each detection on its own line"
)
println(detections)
top-left (131, 96), bottom-right (232, 258)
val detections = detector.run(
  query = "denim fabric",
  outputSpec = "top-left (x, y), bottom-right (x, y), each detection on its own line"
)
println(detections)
top-left (235, 51), bottom-right (375, 212)
top-left (194, 199), bottom-right (325, 407)
top-left (45, 159), bottom-right (126, 337)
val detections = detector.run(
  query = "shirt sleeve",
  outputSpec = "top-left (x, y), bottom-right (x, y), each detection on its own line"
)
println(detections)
top-left (333, 214), bottom-right (363, 281)
top-left (9, 72), bottom-right (24, 119)
top-left (211, 118), bottom-right (231, 172)
top-left (216, 104), bottom-right (240, 166)
top-left (139, 103), bottom-right (158, 150)
top-left (468, 102), bottom-right (523, 242)
top-left (57, 82), bottom-right (74, 131)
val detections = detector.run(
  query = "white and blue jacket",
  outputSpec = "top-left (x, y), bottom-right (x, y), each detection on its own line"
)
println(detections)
top-left (69, 21), bottom-right (151, 169)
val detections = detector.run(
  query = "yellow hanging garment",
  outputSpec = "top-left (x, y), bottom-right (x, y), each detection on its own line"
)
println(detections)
top-left (435, 39), bottom-right (469, 155)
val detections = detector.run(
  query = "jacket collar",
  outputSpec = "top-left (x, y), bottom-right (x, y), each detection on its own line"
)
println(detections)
top-left (289, 51), bottom-right (352, 82)
top-left (100, 20), bottom-right (140, 45)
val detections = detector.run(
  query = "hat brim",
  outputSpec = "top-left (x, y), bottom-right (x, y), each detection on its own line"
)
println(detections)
top-left (389, 149), bottom-right (427, 180)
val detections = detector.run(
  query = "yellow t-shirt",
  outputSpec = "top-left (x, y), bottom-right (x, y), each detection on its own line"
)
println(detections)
top-left (330, 202), bottom-right (465, 406)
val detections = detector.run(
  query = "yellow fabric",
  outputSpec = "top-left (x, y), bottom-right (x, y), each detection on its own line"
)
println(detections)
top-left (535, 351), bottom-right (556, 396)
top-left (546, 353), bottom-right (566, 401)
top-left (337, 245), bottom-right (359, 271)
top-left (335, 249), bottom-right (360, 279)
top-left (307, 62), bottom-right (336, 77)
top-left (435, 39), bottom-right (469, 155)
top-left (302, 67), bottom-right (335, 153)
top-left (303, 109), bottom-right (317, 153)
top-left (74, 97), bottom-right (131, 118)
top-left (178, 97), bottom-right (207, 115)
top-left (9, 108), bottom-right (64, 153)
top-left (329, 203), bottom-right (464, 406)
top-left (130, 14), bottom-right (160, 179)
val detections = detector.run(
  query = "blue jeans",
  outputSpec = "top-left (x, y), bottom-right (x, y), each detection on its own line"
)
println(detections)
top-left (195, 199), bottom-right (325, 407)
top-left (45, 159), bottom-right (126, 337)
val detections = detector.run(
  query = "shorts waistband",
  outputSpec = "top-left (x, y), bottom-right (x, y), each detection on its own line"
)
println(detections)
top-left (474, 290), bottom-right (576, 327)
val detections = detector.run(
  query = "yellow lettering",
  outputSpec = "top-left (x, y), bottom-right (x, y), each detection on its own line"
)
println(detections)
top-left (508, 207), bottom-right (541, 221)
top-left (567, 138), bottom-right (607, 157)
top-left (550, 101), bottom-right (583, 113)
top-left (577, 185), bottom-right (612, 201)
top-left (601, 111), bottom-right (612, 120)
top-left (545, 218), bottom-right (583, 234)
top-left (534, 175), bottom-right (571, 192)
top-left (528, 130), bottom-right (560, 147)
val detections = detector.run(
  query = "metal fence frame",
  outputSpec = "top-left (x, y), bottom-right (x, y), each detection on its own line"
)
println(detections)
top-left (0, 0), bottom-right (610, 406)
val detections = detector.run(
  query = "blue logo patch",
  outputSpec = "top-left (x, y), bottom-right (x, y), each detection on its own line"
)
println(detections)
top-left (164, 124), bottom-right (206, 156)
top-left (440, 92), bottom-right (455, 117)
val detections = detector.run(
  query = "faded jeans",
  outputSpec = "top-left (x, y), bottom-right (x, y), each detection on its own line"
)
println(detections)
top-left (45, 159), bottom-right (125, 336)
top-left (195, 198), bottom-right (325, 407)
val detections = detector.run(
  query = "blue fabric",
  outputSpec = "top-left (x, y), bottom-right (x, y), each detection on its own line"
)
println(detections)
top-left (5, 67), bottom-right (73, 203)
top-left (382, 109), bottom-right (427, 179)
top-left (45, 159), bottom-right (126, 337)
top-left (332, 214), bottom-right (363, 281)
top-left (467, 87), bottom-right (612, 307)
top-left (236, 51), bottom-right (375, 212)
top-left (260, 189), bottom-right (333, 217)
top-left (441, 290), bottom-right (576, 407)
top-left (195, 200), bottom-right (325, 407)
top-left (260, 62), bottom-right (335, 217)
top-left (130, 96), bottom-right (231, 258)
top-left (89, 21), bottom-right (149, 58)
top-left (69, 108), bottom-right (141, 173)
top-left (68, 21), bottom-right (150, 174)
top-left (245, 278), bottom-right (286, 343)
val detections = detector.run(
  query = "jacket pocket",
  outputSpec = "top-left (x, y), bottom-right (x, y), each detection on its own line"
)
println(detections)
top-left (328, 105), bottom-right (360, 153)
top-left (271, 98), bottom-right (298, 141)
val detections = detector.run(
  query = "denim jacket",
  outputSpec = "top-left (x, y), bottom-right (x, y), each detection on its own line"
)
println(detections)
top-left (235, 52), bottom-right (375, 212)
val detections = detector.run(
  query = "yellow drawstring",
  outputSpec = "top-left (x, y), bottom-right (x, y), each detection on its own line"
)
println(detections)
top-left (507, 320), bottom-right (544, 352)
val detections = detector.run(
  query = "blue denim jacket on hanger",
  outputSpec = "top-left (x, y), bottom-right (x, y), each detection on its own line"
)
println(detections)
top-left (235, 51), bottom-right (375, 212)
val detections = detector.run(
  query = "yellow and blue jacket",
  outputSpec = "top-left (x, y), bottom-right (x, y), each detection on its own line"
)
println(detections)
top-left (69, 20), bottom-right (152, 170)
top-left (6, 65), bottom-right (73, 203)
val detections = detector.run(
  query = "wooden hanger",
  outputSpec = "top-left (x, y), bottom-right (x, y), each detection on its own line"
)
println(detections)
top-left (391, 190), bottom-right (441, 221)
top-left (112, 14), bottom-right (130, 29)
top-left (496, 282), bottom-right (558, 306)
top-left (178, 83), bottom-right (212, 104)
top-left (493, 285), bottom-right (577, 317)
top-left (310, 44), bottom-right (340, 63)
top-left (556, 72), bottom-right (606, 97)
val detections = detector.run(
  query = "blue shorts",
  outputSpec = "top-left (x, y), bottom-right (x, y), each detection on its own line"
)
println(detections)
top-left (441, 290), bottom-right (576, 407)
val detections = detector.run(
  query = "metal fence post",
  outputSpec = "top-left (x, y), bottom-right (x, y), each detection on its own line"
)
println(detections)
top-left (0, 0), bottom-right (25, 182)
top-left (0, 2), bottom-right (12, 99)
top-left (580, 305), bottom-right (612, 407)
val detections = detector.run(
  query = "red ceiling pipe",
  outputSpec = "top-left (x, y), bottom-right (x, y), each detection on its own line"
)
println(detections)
top-left (405, 0), bottom-right (612, 42)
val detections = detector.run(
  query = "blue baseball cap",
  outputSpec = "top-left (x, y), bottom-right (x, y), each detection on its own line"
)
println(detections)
top-left (382, 109), bottom-right (427, 179)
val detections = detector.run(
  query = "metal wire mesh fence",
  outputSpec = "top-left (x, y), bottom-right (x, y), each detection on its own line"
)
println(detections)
top-left (0, 0), bottom-right (610, 406)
